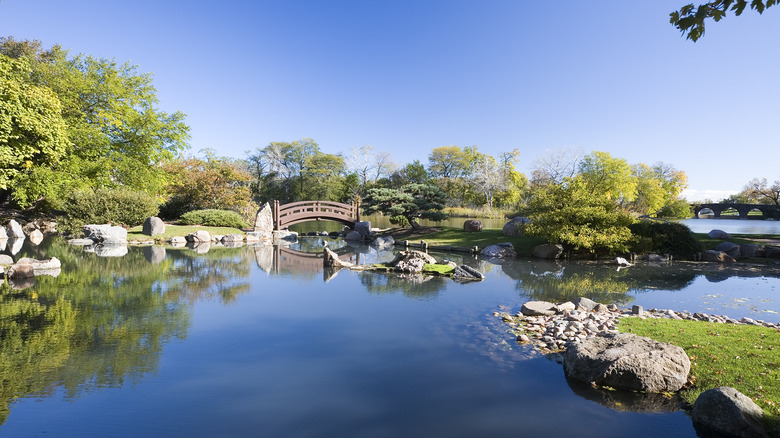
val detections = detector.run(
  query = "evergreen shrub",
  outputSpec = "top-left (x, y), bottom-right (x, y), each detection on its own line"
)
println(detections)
top-left (628, 220), bottom-right (702, 259)
top-left (179, 209), bottom-right (248, 229)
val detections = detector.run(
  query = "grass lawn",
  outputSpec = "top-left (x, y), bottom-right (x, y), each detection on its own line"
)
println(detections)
top-left (126, 224), bottom-right (244, 242)
top-left (618, 317), bottom-right (780, 428)
top-left (383, 226), bottom-right (547, 256)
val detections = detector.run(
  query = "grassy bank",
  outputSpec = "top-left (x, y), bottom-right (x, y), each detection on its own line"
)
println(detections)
top-left (618, 317), bottom-right (780, 427)
top-left (384, 226), bottom-right (547, 256)
top-left (126, 224), bottom-right (244, 242)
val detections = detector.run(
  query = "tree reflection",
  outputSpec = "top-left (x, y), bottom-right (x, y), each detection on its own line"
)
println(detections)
top-left (0, 238), bottom-right (254, 424)
top-left (360, 271), bottom-right (447, 299)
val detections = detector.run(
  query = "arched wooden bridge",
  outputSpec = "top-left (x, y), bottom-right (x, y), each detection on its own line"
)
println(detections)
top-left (273, 200), bottom-right (360, 230)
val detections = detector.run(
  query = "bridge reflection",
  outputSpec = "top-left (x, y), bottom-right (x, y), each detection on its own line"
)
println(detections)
top-left (254, 242), bottom-right (361, 281)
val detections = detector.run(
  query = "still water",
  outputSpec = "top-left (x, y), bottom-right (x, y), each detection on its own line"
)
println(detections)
top-left (1, 236), bottom-right (779, 437)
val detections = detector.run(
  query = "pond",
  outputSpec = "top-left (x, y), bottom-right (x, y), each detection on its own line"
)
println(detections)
top-left (1, 236), bottom-right (779, 437)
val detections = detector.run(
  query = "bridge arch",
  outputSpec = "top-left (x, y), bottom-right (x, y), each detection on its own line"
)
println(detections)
top-left (273, 200), bottom-right (360, 230)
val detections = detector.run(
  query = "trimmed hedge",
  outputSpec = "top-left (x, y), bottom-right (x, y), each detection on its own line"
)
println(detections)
top-left (179, 209), bottom-right (248, 229)
top-left (62, 187), bottom-right (158, 233)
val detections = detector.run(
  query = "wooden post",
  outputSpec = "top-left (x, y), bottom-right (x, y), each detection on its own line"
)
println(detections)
top-left (273, 200), bottom-right (280, 231)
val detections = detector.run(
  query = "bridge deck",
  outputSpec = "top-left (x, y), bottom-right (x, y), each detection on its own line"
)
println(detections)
top-left (273, 200), bottom-right (360, 230)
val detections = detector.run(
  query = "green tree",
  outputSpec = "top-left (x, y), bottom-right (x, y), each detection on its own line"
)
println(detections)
top-left (390, 159), bottom-right (429, 187)
top-left (671, 0), bottom-right (777, 41)
top-left (161, 150), bottom-right (255, 220)
top-left (363, 183), bottom-right (449, 229)
top-left (523, 176), bottom-right (636, 254)
top-left (0, 37), bottom-right (190, 207)
top-left (743, 177), bottom-right (780, 205)
top-left (577, 151), bottom-right (637, 206)
top-left (0, 54), bottom-right (70, 207)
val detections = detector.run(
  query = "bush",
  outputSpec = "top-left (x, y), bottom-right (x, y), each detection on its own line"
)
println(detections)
top-left (179, 209), bottom-right (248, 229)
top-left (628, 220), bottom-right (702, 259)
top-left (61, 187), bottom-right (159, 233)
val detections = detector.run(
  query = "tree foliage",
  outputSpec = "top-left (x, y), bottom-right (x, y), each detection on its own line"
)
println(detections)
top-left (160, 150), bottom-right (254, 220)
top-left (0, 37), bottom-right (190, 208)
top-left (523, 176), bottom-right (636, 254)
top-left (671, 0), bottom-right (777, 41)
top-left (363, 183), bottom-right (448, 229)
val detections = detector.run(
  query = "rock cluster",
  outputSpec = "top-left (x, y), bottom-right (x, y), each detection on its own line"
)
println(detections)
top-left (498, 299), bottom-right (780, 354)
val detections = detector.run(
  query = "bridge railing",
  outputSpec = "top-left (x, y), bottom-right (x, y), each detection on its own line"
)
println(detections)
top-left (273, 200), bottom-right (360, 230)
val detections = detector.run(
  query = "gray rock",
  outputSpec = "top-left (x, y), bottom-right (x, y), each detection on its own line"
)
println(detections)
top-left (533, 243), bottom-right (564, 260)
top-left (169, 236), bottom-right (187, 245)
top-left (354, 221), bottom-right (372, 238)
top-left (521, 301), bottom-right (557, 316)
top-left (463, 220), bottom-right (483, 232)
top-left (370, 235), bottom-right (395, 250)
top-left (222, 234), bottom-right (244, 243)
top-left (186, 230), bottom-right (211, 243)
top-left (502, 216), bottom-right (530, 237)
top-left (708, 229), bottom-right (731, 239)
top-left (142, 217), bottom-right (166, 236)
top-left (692, 387), bottom-right (767, 438)
top-left (83, 224), bottom-right (127, 244)
top-left (739, 243), bottom-right (766, 258)
top-left (701, 250), bottom-right (736, 263)
top-left (28, 229), bottom-right (44, 245)
top-left (573, 297), bottom-right (599, 312)
top-left (563, 332), bottom-right (691, 393)
top-left (245, 233), bottom-right (260, 243)
top-left (7, 263), bottom-right (34, 279)
top-left (254, 202), bottom-right (274, 232)
top-left (272, 230), bottom-right (297, 242)
top-left (344, 231), bottom-right (363, 241)
top-left (452, 265), bottom-right (485, 281)
top-left (7, 220), bottom-right (25, 238)
top-left (715, 242), bottom-right (741, 259)
top-left (15, 257), bottom-right (61, 271)
top-left (480, 242), bottom-right (516, 258)
top-left (389, 250), bottom-right (437, 273)
top-left (765, 247), bottom-right (780, 259)
top-left (0, 254), bottom-right (13, 266)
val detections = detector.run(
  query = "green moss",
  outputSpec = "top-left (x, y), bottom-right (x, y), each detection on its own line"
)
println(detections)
top-left (618, 317), bottom-right (780, 428)
top-left (422, 264), bottom-right (455, 275)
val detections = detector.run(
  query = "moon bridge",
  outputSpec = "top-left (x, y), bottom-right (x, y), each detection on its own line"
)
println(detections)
top-left (273, 200), bottom-right (360, 231)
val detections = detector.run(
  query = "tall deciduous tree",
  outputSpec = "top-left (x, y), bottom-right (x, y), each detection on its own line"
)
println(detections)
top-left (744, 177), bottom-right (780, 205)
top-left (578, 151), bottom-right (637, 206)
top-left (0, 54), bottom-right (70, 206)
top-left (0, 37), bottom-right (190, 208)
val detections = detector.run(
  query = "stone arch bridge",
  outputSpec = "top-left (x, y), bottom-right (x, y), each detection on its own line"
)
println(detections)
top-left (692, 203), bottom-right (780, 219)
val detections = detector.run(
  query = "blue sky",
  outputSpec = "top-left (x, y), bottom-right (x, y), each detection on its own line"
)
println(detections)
top-left (2, 0), bottom-right (778, 201)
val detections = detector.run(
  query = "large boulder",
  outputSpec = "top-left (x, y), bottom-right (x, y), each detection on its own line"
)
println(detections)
top-left (344, 231), bottom-right (363, 241)
top-left (714, 241), bottom-right (741, 259)
top-left (370, 235), bottom-right (395, 250)
top-left (142, 217), bottom-right (166, 236)
top-left (533, 243), bottom-right (564, 260)
top-left (692, 387), bottom-right (767, 438)
top-left (521, 300), bottom-right (557, 316)
top-left (765, 247), bottom-right (780, 259)
top-left (480, 242), bottom-right (516, 258)
top-left (254, 202), bottom-right (274, 232)
top-left (7, 220), bottom-right (25, 239)
top-left (186, 230), bottom-right (211, 243)
top-left (502, 216), bottom-right (531, 237)
top-left (354, 221), bottom-right (372, 238)
top-left (463, 220), bottom-right (483, 232)
top-left (701, 250), bottom-right (736, 263)
top-left (389, 250), bottom-right (437, 273)
top-left (28, 229), bottom-right (44, 245)
top-left (324, 247), bottom-right (354, 268)
top-left (739, 243), bottom-right (766, 258)
top-left (708, 229), bottom-right (731, 239)
top-left (451, 265), bottom-right (485, 281)
top-left (563, 332), bottom-right (691, 393)
top-left (83, 224), bottom-right (127, 244)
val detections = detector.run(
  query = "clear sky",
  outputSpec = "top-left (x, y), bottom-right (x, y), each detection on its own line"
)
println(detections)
top-left (2, 0), bottom-right (778, 201)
